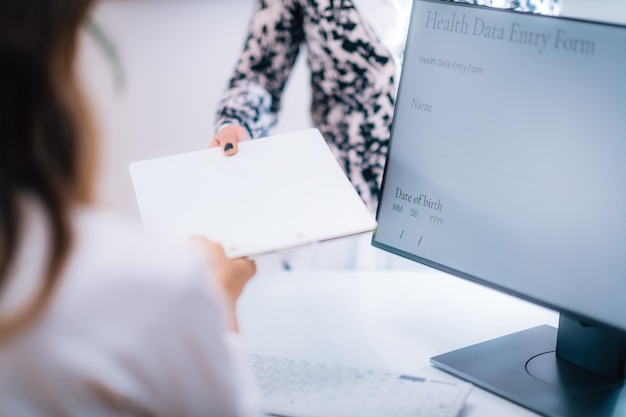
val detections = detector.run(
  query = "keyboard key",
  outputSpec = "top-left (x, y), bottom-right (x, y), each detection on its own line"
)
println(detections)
top-left (250, 354), bottom-right (472, 417)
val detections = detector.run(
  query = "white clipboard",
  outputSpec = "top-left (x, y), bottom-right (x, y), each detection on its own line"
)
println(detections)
top-left (129, 128), bottom-right (377, 258)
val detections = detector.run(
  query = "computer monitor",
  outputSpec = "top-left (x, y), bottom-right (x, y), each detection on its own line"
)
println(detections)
top-left (372, 1), bottom-right (626, 416)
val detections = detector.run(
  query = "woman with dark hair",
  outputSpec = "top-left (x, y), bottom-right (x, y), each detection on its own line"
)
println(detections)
top-left (0, 2), bottom-right (262, 415)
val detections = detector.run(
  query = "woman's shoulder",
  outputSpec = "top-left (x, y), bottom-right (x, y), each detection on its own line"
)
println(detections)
top-left (5, 200), bottom-right (222, 344)
top-left (65, 206), bottom-right (212, 298)
top-left (3, 200), bottom-right (209, 320)
top-left (1, 204), bottom-right (244, 415)
top-left (43, 206), bottom-right (225, 343)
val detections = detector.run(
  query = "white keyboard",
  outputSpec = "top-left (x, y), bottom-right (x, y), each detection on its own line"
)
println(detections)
top-left (250, 354), bottom-right (472, 417)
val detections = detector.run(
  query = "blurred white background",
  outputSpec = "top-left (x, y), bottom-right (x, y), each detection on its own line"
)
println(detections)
top-left (78, 0), bottom-right (626, 218)
top-left (78, 0), bottom-right (312, 217)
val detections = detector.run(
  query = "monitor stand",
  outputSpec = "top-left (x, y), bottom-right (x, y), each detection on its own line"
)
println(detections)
top-left (431, 314), bottom-right (626, 417)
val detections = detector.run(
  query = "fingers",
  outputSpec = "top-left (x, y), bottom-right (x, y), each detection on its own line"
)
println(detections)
top-left (230, 256), bottom-right (257, 280)
top-left (189, 236), bottom-right (224, 260)
top-left (208, 136), bottom-right (238, 156)
top-left (189, 237), bottom-right (229, 267)
top-left (209, 124), bottom-right (251, 157)
top-left (223, 140), bottom-right (239, 157)
top-left (189, 236), bottom-right (256, 298)
top-left (189, 237), bottom-right (255, 333)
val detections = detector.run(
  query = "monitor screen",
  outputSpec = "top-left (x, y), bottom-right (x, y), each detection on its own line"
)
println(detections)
top-left (372, 1), bottom-right (626, 415)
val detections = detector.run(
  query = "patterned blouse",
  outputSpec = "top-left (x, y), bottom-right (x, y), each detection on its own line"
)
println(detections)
top-left (214, 0), bottom-right (561, 211)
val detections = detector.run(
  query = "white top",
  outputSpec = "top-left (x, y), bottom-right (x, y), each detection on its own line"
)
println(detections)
top-left (0, 198), bottom-right (262, 417)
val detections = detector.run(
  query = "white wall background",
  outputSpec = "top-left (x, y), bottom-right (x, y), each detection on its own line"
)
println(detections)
top-left (79, 0), bottom-right (311, 217)
top-left (78, 0), bottom-right (626, 219)
top-left (562, 0), bottom-right (626, 23)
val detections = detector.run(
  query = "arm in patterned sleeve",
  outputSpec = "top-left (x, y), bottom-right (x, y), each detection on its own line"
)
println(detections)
top-left (214, 0), bottom-right (305, 139)
top-left (511, 0), bottom-right (561, 14)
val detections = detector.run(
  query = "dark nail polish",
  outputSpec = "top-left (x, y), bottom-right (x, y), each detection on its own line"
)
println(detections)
top-left (224, 143), bottom-right (234, 152)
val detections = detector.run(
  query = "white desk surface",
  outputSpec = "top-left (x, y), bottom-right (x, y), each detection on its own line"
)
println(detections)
top-left (238, 265), bottom-right (559, 417)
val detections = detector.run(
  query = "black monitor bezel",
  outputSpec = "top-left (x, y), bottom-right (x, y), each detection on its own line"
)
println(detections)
top-left (372, 0), bottom-right (626, 336)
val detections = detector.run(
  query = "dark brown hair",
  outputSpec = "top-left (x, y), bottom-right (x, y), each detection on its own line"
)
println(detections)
top-left (0, 1), bottom-right (97, 339)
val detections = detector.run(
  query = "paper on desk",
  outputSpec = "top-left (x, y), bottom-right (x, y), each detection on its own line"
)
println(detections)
top-left (129, 128), bottom-right (377, 258)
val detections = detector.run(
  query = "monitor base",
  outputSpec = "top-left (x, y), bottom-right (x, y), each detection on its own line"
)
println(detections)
top-left (431, 325), bottom-right (626, 417)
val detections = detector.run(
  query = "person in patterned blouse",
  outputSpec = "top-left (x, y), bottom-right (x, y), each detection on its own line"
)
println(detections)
top-left (211, 0), bottom-right (561, 212)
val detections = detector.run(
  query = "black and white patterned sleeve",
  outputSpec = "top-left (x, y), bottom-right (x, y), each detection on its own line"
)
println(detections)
top-left (214, 0), bottom-right (305, 139)
top-left (454, 0), bottom-right (561, 15)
